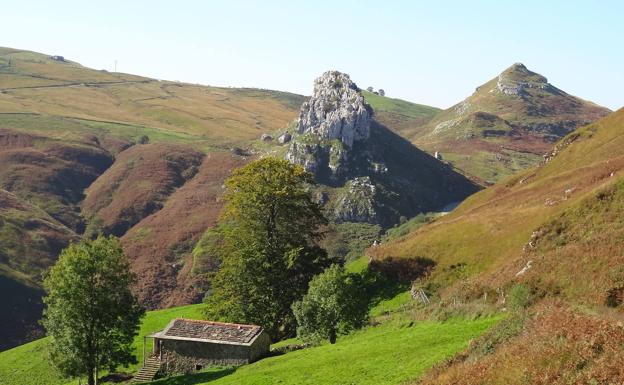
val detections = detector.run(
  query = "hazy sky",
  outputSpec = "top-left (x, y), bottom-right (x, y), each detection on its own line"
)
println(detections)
top-left (4, 0), bottom-right (623, 110)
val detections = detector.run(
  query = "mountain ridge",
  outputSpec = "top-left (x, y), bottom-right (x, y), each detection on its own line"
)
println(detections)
top-left (410, 63), bottom-right (611, 183)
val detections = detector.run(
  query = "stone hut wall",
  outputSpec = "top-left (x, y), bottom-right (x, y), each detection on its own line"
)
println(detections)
top-left (249, 331), bottom-right (271, 362)
top-left (161, 339), bottom-right (250, 374)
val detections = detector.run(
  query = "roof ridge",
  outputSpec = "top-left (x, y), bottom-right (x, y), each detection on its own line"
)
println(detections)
top-left (174, 318), bottom-right (260, 329)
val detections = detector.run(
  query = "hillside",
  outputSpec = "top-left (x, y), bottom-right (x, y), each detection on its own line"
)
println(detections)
top-left (371, 107), bottom-right (624, 383)
top-left (2, 48), bottom-right (457, 350)
top-left (0, 304), bottom-right (204, 385)
top-left (0, 280), bottom-right (502, 385)
top-left (411, 63), bottom-right (610, 183)
top-left (361, 90), bottom-right (441, 139)
top-left (0, 47), bottom-right (304, 350)
top-left (0, 48), bottom-right (304, 146)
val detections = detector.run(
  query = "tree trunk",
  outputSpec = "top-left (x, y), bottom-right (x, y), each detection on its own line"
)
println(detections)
top-left (329, 328), bottom-right (337, 344)
top-left (87, 368), bottom-right (94, 385)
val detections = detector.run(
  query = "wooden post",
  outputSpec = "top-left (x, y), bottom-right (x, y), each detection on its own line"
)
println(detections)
top-left (143, 336), bottom-right (146, 366)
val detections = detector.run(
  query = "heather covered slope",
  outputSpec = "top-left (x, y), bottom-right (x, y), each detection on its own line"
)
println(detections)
top-left (411, 63), bottom-right (610, 182)
top-left (0, 188), bottom-right (75, 351)
top-left (82, 143), bottom-right (205, 236)
top-left (372, 108), bottom-right (624, 383)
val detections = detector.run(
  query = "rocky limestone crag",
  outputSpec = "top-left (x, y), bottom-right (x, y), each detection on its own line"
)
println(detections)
top-left (285, 70), bottom-right (480, 227)
top-left (296, 71), bottom-right (371, 147)
top-left (496, 63), bottom-right (559, 97)
top-left (286, 71), bottom-right (371, 182)
top-left (333, 177), bottom-right (378, 223)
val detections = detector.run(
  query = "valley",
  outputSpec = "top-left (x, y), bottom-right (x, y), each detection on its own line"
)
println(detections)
top-left (1, 41), bottom-right (622, 385)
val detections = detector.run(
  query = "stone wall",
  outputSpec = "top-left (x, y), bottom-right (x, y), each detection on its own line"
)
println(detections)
top-left (159, 332), bottom-right (270, 374)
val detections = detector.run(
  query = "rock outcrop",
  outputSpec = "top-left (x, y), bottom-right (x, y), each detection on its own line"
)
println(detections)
top-left (297, 71), bottom-right (371, 147)
top-left (286, 71), bottom-right (371, 182)
top-left (333, 177), bottom-right (378, 223)
top-left (284, 70), bottom-right (480, 227)
top-left (496, 63), bottom-right (558, 97)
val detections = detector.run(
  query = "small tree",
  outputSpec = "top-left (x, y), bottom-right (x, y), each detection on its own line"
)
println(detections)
top-left (42, 236), bottom-right (144, 385)
top-left (378, 89), bottom-right (385, 96)
top-left (366, 86), bottom-right (374, 92)
top-left (292, 264), bottom-right (368, 344)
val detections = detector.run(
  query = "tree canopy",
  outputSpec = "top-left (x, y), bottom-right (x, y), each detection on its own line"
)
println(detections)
top-left (42, 236), bottom-right (144, 385)
top-left (292, 264), bottom-right (368, 344)
top-left (203, 157), bottom-right (333, 339)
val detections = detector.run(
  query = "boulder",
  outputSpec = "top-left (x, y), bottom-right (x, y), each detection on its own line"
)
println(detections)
top-left (278, 132), bottom-right (292, 144)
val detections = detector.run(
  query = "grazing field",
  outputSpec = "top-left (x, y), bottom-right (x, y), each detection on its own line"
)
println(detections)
top-left (149, 316), bottom-right (500, 385)
top-left (0, 304), bottom-right (203, 385)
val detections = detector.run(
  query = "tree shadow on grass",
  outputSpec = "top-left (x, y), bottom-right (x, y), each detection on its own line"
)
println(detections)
top-left (150, 367), bottom-right (237, 385)
top-left (362, 256), bottom-right (436, 309)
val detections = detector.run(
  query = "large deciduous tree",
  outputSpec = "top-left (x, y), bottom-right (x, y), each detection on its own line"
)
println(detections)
top-left (204, 157), bottom-right (332, 339)
top-left (42, 236), bottom-right (144, 385)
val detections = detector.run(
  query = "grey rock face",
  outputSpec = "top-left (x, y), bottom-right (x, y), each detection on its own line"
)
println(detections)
top-left (261, 134), bottom-right (273, 141)
top-left (286, 70), bottom-right (371, 182)
top-left (333, 177), bottom-right (378, 223)
top-left (496, 63), bottom-right (558, 98)
top-left (285, 139), bottom-right (348, 179)
top-left (296, 71), bottom-right (371, 147)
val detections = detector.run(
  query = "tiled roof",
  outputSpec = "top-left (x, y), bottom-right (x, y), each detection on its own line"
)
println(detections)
top-left (158, 318), bottom-right (263, 345)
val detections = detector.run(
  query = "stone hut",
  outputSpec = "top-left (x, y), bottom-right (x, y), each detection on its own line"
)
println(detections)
top-left (147, 318), bottom-right (270, 374)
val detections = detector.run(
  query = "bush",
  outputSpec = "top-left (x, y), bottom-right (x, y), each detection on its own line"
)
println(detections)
top-left (508, 283), bottom-right (531, 311)
top-left (292, 265), bottom-right (368, 344)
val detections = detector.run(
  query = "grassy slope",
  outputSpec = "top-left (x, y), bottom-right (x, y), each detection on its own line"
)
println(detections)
top-left (371, 108), bottom-right (624, 383)
top-left (372, 108), bottom-right (624, 298)
top-left (151, 317), bottom-right (499, 385)
top-left (144, 257), bottom-right (500, 385)
top-left (0, 48), bottom-right (304, 147)
top-left (0, 304), bottom-right (203, 385)
top-left (362, 90), bottom-right (440, 139)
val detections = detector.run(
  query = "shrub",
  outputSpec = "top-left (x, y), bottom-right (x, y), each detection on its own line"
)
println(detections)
top-left (508, 283), bottom-right (531, 311)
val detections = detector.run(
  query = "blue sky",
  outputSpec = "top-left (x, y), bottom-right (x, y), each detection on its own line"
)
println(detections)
top-left (4, 0), bottom-right (623, 109)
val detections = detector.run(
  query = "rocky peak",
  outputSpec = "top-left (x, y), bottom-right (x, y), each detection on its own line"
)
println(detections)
top-left (496, 63), bottom-right (555, 97)
top-left (297, 71), bottom-right (371, 148)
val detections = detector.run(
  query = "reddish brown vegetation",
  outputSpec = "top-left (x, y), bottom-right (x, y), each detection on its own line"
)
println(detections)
top-left (0, 188), bottom-right (76, 351)
top-left (82, 143), bottom-right (204, 236)
top-left (419, 301), bottom-right (624, 385)
top-left (121, 152), bottom-right (248, 309)
top-left (0, 128), bottom-right (113, 230)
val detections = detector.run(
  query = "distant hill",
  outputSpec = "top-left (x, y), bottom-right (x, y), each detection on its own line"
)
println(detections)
top-left (411, 63), bottom-right (610, 183)
top-left (0, 48), bottom-right (454, 350)
top-left (0, 47), bottom-right (304, 146)
top-left (372, 107), bottom-right (624, 382)
top-left (0, 47), bottom-right (304, 349)
top-left (361, 90), bottom-right (441, 139)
